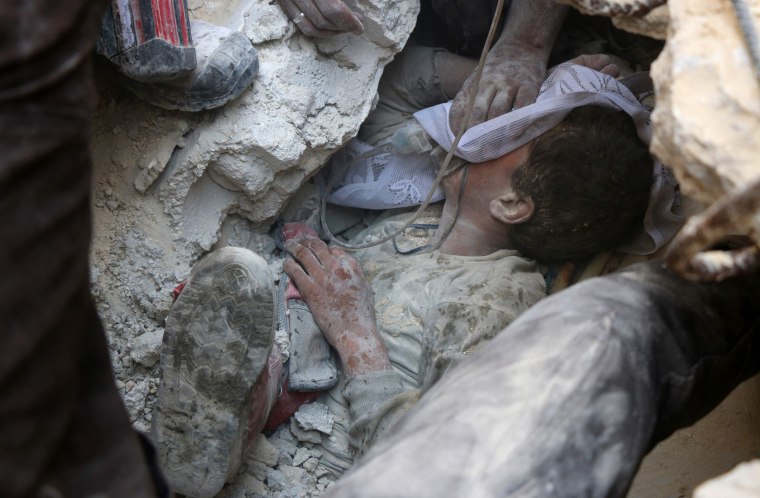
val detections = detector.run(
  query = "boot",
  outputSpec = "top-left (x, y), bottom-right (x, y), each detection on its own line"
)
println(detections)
top-left (117, 20), bottom-right (259, 111)
top-left (151, 247), bottom-right (277, 498)
top-left (98, 0), bottom-right (196, 82)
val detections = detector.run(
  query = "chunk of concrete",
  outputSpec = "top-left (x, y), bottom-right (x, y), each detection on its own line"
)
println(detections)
top-left (294, 402), bottom-right (335, 434)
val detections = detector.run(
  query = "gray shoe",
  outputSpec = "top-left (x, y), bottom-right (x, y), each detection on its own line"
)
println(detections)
top-left (121, 21), bottom-right (259, 111)
top-left (279, 273), bottom-right (339, 392)
top-left (151, 247), bottom-right (275, 498)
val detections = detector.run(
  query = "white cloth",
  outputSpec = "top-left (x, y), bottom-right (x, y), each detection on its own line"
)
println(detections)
top-left (414, 63), bottom-right (684, 255)
top-left (322, 138), bottom-right (444, 210)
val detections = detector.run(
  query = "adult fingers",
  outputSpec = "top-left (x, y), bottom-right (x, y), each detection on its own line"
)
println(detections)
top-left (293, 0), bottom-right (339, 31)
top-left (296, 15), bottom-right (346, 37)
top-left (512, 81), bottom-right (540, 110)
top-left (278, 0), bottom-right (345, 37)
top-left (467, 84), bottom-right (497, 128)
top-left (313, 0), bottom-right (363, 33)
top-left (278, 0), bottom-right (304, 22)
top-left (599, 63), bottom-right (620, 78)
top-left (448, 70), bottom-right (476, 132)
top-left (449, 97), bottom-right (466, 133)
top-left (486, 85), bottom-right (517, 121)
top-left (294, 0), bottom-right (363, 33)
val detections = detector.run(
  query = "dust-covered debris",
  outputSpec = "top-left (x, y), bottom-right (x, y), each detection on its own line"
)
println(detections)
top-left (294, 402), bottom-right (335, 435)
top-left (290, 419), bottom-right (325, 445)
top-left (90, 0), bottom-right (416, 495)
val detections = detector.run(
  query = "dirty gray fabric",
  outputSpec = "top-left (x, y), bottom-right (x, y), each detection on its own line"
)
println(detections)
top-left (358, 44), bottom-right (450, 146)
top-left (316, 212), bottom-right (546, 476)
top-left (287, 295), bottom-right (339, 392)
top-left (326, 263), bottom-right (760, 498)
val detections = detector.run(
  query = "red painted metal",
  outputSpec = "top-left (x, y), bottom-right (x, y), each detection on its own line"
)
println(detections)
top-left (177, 0), bottom-right (190, 45)
top-left (131, 0), bottom-right (146, 44)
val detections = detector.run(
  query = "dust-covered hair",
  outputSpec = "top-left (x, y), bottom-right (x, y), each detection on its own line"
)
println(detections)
top-left (508, 106), bottom-right (653, 263)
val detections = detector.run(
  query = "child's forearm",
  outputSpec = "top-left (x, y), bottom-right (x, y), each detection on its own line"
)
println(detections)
top-left (333, 324), bottom-right (393, 378)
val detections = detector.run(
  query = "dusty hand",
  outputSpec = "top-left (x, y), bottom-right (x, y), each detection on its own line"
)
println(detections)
top-left (449, 51), bottom-right (622, 132)
top-left (277, 0), bottom-right (363, 38)
top-left (283, 235), bottom-right (390, 376)
top-left (566, 53), bottom-right (620, 77)
top-left (449, 43), bottom-right (547, 132)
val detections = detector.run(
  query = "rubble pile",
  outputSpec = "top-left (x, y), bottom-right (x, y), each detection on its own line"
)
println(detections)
top-left (651, 0), bottom-right (760, 204)
top-left (89, 0), bottom-right (416, 495)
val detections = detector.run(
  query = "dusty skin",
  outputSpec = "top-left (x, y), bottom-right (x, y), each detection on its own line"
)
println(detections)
top-left (284, 235), bottom-right (393, 378)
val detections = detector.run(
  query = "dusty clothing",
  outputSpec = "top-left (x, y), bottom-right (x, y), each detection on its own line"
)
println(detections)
top-left (0, 0), bottom-right (164, 496)
top-left (357, 44), bottom-right (451, 146)
top-left (317, 212), bottom-right (546, 474)
top-left (327, 263), bottom-right (760, 497)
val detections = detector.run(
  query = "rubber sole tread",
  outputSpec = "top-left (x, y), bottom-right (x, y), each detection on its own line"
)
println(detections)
top-left (152, 247), bottom-right (275, 498)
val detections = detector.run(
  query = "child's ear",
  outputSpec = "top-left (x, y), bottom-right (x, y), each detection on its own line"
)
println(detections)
top-left (489, 190), bottom-right (534, 225)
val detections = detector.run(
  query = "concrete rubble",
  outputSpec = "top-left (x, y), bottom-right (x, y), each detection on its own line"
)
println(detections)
top-left (90, 0), bottom-right (416, 495)
top-left (650, 0), bottom-right (760, 206)
top-left (89, 0), bottom-right (760, 496)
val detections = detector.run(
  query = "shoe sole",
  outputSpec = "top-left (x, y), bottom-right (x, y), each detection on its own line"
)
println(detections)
top-left (152, 247), bottom-right (275, 498)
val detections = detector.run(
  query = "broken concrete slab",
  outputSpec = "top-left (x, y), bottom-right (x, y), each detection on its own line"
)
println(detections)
top-left (650, 0), bottom-right (760, 205)
top-left (90, 0), bottom-right (418, 438)
top-left (294, 402), bottom-right (335, 434)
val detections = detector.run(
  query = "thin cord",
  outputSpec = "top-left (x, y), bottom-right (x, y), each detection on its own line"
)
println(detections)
top-left (320, 0), bottom-right (506, 251)
top-left (731, 0), bottom-right (760, 83)
top-left (392, 165), bottom-right (470, 254)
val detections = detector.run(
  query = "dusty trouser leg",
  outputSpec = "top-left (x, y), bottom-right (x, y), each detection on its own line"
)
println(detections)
top-left (358, 44), bottom-right (475, 145)
top-left (328, 263), bottom-right (760, 498)
top-left (0, 1), bottom-right (162, 496)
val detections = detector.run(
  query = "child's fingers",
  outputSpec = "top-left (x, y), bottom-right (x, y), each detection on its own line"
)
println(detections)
top-left (285, 239), bottom-right (324, 273)
top-left (301, 236), bottom-right (334, 265)
top-left (283, 258), bottom-right (314, 294)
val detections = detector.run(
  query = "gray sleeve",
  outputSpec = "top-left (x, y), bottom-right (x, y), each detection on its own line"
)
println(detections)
top-left (341, 303), bottom-right (515, 456)
top-left (342, 369), bottom-right (421, 456)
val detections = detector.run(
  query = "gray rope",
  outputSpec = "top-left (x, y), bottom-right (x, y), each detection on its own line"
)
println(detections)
top-left (731, 0), bottom-right (760, 83)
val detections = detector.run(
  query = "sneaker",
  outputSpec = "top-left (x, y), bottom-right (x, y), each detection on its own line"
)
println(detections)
top-left (151, 247), bottom-right (276, 498)
top-left (117, 20), bottom-right (259, 111)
